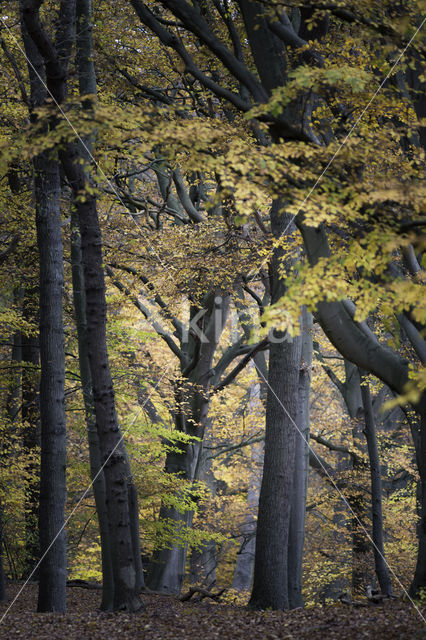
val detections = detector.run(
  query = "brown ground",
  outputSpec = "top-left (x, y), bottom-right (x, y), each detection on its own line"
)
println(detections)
top-left (0, 583), bottom-right (424, 639)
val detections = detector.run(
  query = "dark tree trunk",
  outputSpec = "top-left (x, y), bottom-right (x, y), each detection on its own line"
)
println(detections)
top-left (249, 204), bottom-right (303, 611)
top-left (409, 413), bottom-right (426, 598)
top-left (249, 333), bottom-right (302, 610)
top-left (33, 150), bottom-right (67, 613)
top-left (20, 1), bottom-right (71, 613)
top-left (61, 146), bottom-right (143, 612)
top-left (359, 370), bottom-right (392, 596)
top-left (288, 308), bottom-right (312, 608)
top-left (72, 0), bottom-right (123, 609)
top-left (71, 212), bottom-right (114, 610)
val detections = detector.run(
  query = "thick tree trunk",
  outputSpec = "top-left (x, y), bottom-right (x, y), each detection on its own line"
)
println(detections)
top-left (288, 308), bottom-right (312, 609)
top-left (62, 147), bottom-right (143, 612)
top-left (249, 334), bottom-right (302, 610)
top-left (359, 370), bottom-right (392, 596)
top-left (73, 0), bottom-right (127, 607)
top-left (249, 204), bottom-right (303, 610)
top-left (71, 212), bottom-right (114, 610)
top-left (410, 414), bottom-right (426, 598)
top-left (74, 0), bottom-right (144, 603)
top-left (34, 151), bottom-right (67, 613)
top-left (20, 5), bottom-right (68, 611)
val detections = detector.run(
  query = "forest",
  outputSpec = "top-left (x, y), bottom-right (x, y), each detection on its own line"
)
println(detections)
top-left (0, 0), bottom-right (425, 637)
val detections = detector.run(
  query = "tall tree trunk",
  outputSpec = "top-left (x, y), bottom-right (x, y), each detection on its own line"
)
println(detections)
top-left (59, 0), bottom-right (143, 610)
top-left (409, 412), bottom-right (426, 597)
top-left (288, 308), bottom-right (312, 608)
top-left (248, 203), bottom-right (303, 610)
top-left (33, 150), bottom-right (67, 613)
top-left (359, 370), bottom-right (392, 596)
top-left (20, 4), bottom-right (68, 610)
top-left (73, 0), bottom-right (142, 608)
top-left (61, 146), bottom-right (143, 612)
top-left (71, 211), bottom-right (114, 609)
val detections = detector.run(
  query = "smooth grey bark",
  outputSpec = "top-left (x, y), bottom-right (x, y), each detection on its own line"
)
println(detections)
top-left (74, 0), bottom-right (144, 605)
top-left (71, 212), bottom-right (114, 610)
top-left (409, 412), bottom-right (426, 597)
top-left (359, 370), bottom-right (392, 596)
top-left (288, 308), bottom-right (313, 608)
top-left (20, 1), bottom-right (70, 611)
top-left (33, 149), bottom-right (67, 613)
top-left (61, 145), bottom-right (143, 611)
top-left (249, 331), bottom-right (302, 610)
top-left (248, 202), bottom-right (303, 611)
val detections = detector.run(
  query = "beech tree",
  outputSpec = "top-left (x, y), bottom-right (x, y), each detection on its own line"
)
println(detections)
top-left (0, 0), bottom-right (423, 618)
top-left (19, 0), bottom-right (77, 613)
top-left (126, 0), bottom-right (425, 607)
top-left (17, 0), bottom-right (144, 612)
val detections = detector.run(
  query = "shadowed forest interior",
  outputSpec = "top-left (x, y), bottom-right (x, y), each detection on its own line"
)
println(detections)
top-left (0, 0), bottom-right (425, 635)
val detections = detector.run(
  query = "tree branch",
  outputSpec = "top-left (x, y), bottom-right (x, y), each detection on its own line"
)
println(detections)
top-left (310, 432), bottom-right (361, 464)
top-left (213, 337), bottom-right (269, 393)
top-left (105, 265), bottom-right (184, 362)
top-left (129, 0), bottom-right (251, 111)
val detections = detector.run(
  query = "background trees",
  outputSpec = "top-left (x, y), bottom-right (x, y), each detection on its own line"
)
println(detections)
top-left (0, 0), bottom-right (424, 615)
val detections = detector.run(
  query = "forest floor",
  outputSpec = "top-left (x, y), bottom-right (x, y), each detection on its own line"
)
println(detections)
top-left (0, 583), bottom-right (424, 639)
